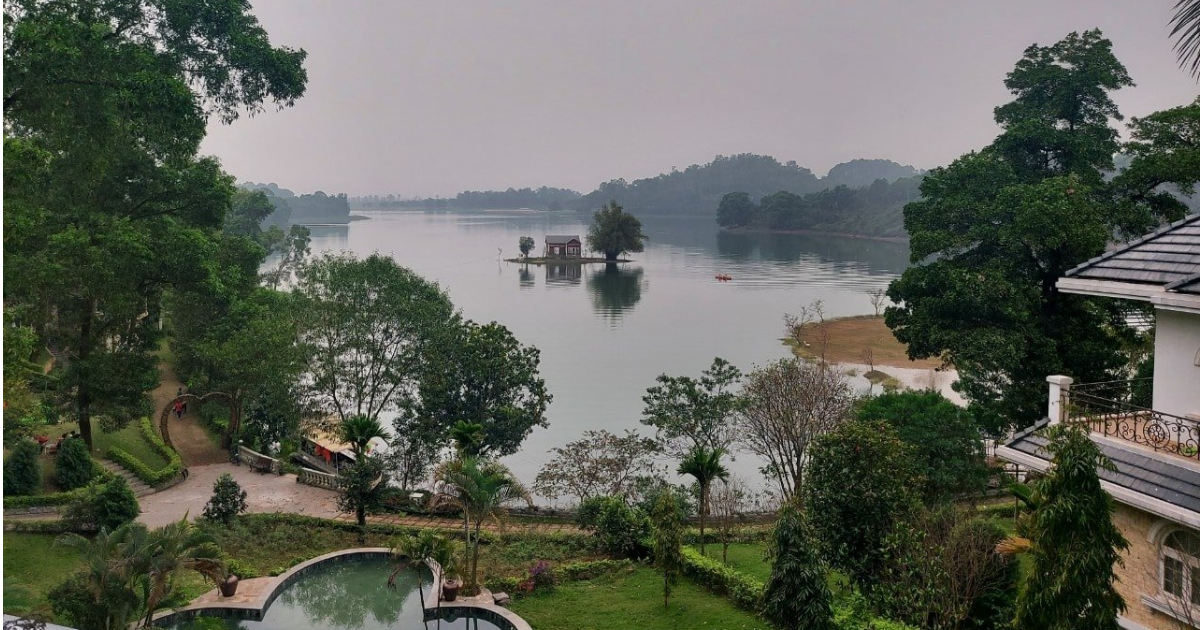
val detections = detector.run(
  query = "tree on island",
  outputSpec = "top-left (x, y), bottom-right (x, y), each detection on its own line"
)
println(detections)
top-left (885, 30), bottom-right (1198, 431)
top-left (518, 236), bottom-right (535, 259)
top-left (587, 201), bottom-right (647, 261)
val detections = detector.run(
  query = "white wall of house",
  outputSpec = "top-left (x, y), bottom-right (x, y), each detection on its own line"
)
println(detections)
top-left (1152, 308), bottom-right (1200, 419)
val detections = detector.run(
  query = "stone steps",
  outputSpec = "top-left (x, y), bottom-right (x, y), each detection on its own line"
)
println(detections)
top-left (98, 459), bottom-right (155, 497)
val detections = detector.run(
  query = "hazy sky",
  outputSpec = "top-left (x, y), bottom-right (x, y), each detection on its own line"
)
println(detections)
top-left (201, 1), bottom-right (1199, 197)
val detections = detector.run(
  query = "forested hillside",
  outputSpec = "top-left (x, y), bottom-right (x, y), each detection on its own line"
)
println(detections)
top-left (243, 182), bottom-right (351, 224)
top-left (354, 186), bottom-right (581, 210)
top-left (716, 176), bottom-right (923, 238)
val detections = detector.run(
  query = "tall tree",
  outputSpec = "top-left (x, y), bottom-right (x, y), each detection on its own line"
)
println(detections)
top-left (297, 253), bottom-right (454, 428)
top-left (336, 454), bottom-right (388, 544)
top-left (1013, 425), bottom-right (1128, 630)
top-left (3, 0), bottom-right (306, 449)
top-left (650, 489), bottom-right (685, 609)
top-left (885, 30), bottom-right (1189, 431)
top-left (404, 319), bottom-right (550, 457)
top-left (533, 429), bottom-right (662, 505)
top-left (642, 357), bottom-right (743, 457)
top-left (677, 445), bottom-right (729, 556)
top-left (762, 503), bottom-right (834, 630)
top-left (586, 201), bottom-right (647, 261)
top-left (737, 359), bottom-right (854, 501)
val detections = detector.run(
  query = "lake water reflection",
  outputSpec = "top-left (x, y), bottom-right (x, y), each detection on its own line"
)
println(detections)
top-left (295, 210), bottom-right (913, 498)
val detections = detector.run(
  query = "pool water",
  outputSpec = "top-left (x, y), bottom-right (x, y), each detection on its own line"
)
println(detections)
top-left (159, 557), bottom-right (505, 630)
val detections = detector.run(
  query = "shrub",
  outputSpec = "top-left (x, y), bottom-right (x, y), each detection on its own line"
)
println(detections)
top-left (49, 572), bottom-right (140, 630)
top-left (805, 420), bottom-right (922, 591)
top-left (680, 547), bottom-right (764, 611)
top-left (763, 504), bottom-right (833, 630)
top-left (3, 438), bottom-right (41, 496)
top-left (594, 498), bottom-right (650, 558)
top-left (528, 560), bottom-right (556, 590)
top-left (105, 418), bottom-right (183, 487)
top-left (64, 476), bottom-right (140, 531)
top-left (558, 559), bottom-right (635, 581)
top-left (488, 575), bottom-right (522, 595)
top-left (574, 495), bottom-right (611, 529)
top-left (224, 558), bottom-right (258, 579)
top-left (55, 438), bottom-right (97, 490)
top-left (203, 473), bottom-right (248, 524)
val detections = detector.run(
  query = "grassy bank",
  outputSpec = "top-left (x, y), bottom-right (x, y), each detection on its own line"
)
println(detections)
top-left (510, 566), bottom-right (769, 630)
top-left (3, 533), bottom-right (83, 619)
top-left (785, 314), bottom-right (943, 369)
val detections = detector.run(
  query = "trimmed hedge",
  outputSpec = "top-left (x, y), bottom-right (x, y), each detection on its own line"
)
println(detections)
top-left (105, 418), bottom-right (183, 487)
top-left (5, 519), bottom-right (92, 533)
top-left (681, 547), bottom-right (766, 611)
top-left (559, 558), bottom-right (635, 581)
top-left (2, 470), bottom-right (114, 509)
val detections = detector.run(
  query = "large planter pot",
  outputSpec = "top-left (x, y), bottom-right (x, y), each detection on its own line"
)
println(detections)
top-left (219, 575), bottom-right (240, 597)
top-left (441, 578), bottom-right (461, 602)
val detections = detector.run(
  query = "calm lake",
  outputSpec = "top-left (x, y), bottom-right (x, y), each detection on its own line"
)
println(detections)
top-left (300, 209), bottom-right (914, 499)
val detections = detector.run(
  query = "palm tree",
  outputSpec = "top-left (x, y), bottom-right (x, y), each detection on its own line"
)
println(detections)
top-left (431, 457), bottom-right (531, 593)
top-left (138, 516), bottom-right (226, 629)
top-left (677, 445), bottom-right (729, 556)
top-left (341, 414), bottom-right (387, 456)
top-left (1172, 0), bottom-right (1200, 78)
top-left (56, 524), bottom-right (150, 630)
top-left (448, 420), bottom-right (486, 457)
top-left (389, 530), bottom-right (458, 611)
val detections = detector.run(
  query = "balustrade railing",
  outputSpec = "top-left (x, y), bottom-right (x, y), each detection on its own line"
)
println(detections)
top-left (1067, 379), bottom-right (1200, 460)
top-left (298, 467), bottom-right (340, 489)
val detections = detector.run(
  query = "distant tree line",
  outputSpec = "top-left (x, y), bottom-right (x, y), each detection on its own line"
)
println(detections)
top-left (242, 182), bottom-right (351, 224)
top-left (716, 176), bottom-right (923, 238)
top-left (353, 186), bottom-right (581, 210)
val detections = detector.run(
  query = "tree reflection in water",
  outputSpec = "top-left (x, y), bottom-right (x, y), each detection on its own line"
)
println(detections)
top-left (276, 559), bottom-right (412, 630)
top-left (587, 264), bottom-right (646, 322)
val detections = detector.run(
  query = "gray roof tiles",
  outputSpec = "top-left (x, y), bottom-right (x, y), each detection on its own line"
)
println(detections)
top-left (545, 235), bottom-right (580, 244)
top-left (1065, 214), bottom-right (1200, 295)
top-left (1005, 419), bottom-right (1200, 515)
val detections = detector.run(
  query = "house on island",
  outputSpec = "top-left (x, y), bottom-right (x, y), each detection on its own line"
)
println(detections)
top-left (996, 213), bottom-right (1200, 630)
top-left (544, 235), bottom-right (582, 258)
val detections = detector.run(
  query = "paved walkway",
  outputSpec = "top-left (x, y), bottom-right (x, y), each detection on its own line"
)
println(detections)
top-left (137, 463), bottom-right (340, 528)
top-left (334, 512), bottom-right (583, 535)
top-left (151, 360), bottom-right (227, 466)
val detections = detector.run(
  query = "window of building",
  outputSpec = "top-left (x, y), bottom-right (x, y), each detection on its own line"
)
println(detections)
top-left (1162, 529), bottom-right (1200, 606)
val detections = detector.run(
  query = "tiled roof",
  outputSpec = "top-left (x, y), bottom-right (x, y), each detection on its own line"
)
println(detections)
top-left (1065, 214), bottom-right (1200, 296)
top-left (545, 235), bottom-right (580, 244)
top-left (1004, 419), bottom-right (1200, 514)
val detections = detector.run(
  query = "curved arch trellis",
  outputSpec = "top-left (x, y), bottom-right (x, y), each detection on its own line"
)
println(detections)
top-left (158, 392), bottom-right (241, 451)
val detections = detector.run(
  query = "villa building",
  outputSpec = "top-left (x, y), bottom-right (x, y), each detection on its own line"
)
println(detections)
top-left (544, 235), bottom-right (582, 258)
top-left (997, 214), bottom-right (1200, 630)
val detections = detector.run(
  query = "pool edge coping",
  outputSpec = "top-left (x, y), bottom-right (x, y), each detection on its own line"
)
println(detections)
top-left (147, 547), bottom-right (532, 630)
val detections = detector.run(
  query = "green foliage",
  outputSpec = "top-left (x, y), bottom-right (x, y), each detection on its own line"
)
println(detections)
top-left (64, 476), bottom-right (141, 532)
top-left (54, 438), bottom-right (97, 491)
top-left (336, 455), bottom-right (388, 543)
top-left (641, 357), bottom-right (742, 457)
top-left (105, 418), bottom-right (183, 487)
top-left (407, 319), bottom-right (550, 458)
top-left (535, 429), bottom-right (662, 505)
top-left (679, 546), bottom-right (765, 611)
top-left (558, 558), bottom-right (636, 581)
top-left (856, 391), bottom-right (987, 501)
top-left (4, 438), bottom-right (42, 496)
top-left (585, 496), bottom-right (651, 558)
top-left (449, 420), bottom-right (487, 457)
top-left (886, 31), bottom-right (1195, 430)
top-left (297, 252), bottom-right (454, 426)
top-left (586, 201), bottom-right (647, 261)
top-left (3, 0), bottom-right (307, 450)
top-left (805, 420), bottom-right (922, 591)
top-left (3, 312), bottom-right (41, 436)
top-left (432, 456), bottom-right (531, 590)
top-left (762, 504), bottom-right (834, 630)
top-left (677, 444), bottom-right (729, 556)
top-left (203, 474), bottom-right (248, 525)
top-left (650, 489), bottom-right (685, 608)
top-left (340, 415), bottom-right (387, 456)
top-left (715, 177), bottom-right (923, 238)
top-left (49, 571), bottom-right (140, 630)
top-left (518, 236), bottom-right (536, 257)
top-left (1015, 425), bottom-right (1128, 630)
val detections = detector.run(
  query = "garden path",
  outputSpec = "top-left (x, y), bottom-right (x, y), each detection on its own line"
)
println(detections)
top-left (150, 361), bottom-right (226, 466)
top-left (332, 512), bottom-right (584, 535)
top-left (136, 463), bottom-right (340, 528)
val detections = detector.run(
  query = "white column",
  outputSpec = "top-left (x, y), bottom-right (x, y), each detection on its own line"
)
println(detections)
top-left (1047, 375), bottom-right (1074, 425)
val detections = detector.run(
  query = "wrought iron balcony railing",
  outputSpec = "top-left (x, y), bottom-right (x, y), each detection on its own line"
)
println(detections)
top-left (1066, 378), bottom-right (1200, 461)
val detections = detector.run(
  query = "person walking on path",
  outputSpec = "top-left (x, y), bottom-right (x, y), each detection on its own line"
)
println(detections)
top-left (173, 400), bottom-right (184, 420)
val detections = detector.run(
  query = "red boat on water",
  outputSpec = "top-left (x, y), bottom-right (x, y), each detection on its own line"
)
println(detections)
top-left (715, 274), bottom-right (732, 282)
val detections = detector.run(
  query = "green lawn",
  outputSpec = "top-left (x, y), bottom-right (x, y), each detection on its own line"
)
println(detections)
top-left (50, 420), bottom-right (170, 471)
top-left (3, 533), bottom-right (83, 619)
top-left (694, 543), bottom-right (771, 582)
top-left (510, 567), bottom-right (769, 630)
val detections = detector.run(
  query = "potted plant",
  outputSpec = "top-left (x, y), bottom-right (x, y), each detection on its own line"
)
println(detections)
top-left (389, 531), bottom-right (461, 605)
top-left (437, 545), bottom-right (463, 602)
